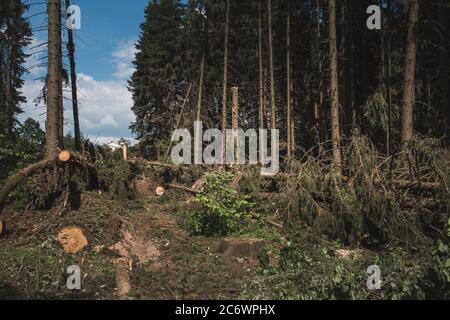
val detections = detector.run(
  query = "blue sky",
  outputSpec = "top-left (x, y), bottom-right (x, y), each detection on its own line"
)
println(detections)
top-left (21, 0), bottom-right (151, 144)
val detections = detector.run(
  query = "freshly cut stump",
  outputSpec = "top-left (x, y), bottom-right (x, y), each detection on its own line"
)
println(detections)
top-left (216, 237), bottom-right (265, 260)
top-left (57, 227), bottom-right (88, 254)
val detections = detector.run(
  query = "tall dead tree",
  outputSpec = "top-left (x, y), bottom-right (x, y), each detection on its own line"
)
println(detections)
top-left (329, 0), bottom-right (342, 169)
top-left (286, 0), bottom-right (292, 158)
top-left (66, 0), bottom-right (81, 151)
top-left (258, 0), bottom-right (264, 129)
top-left (315, 0), bottom-right (324, 143)
top-left (401, 0), bottom-right (419, 146)
top-left (439, 0), bottom-right (449, 136)
top-left (267, 0), bottom-right (276, 130)
top-left (386, 0), bottom-right (393, 155)
top-left (221, 0), bottom-right (230, 161)
top-left (46, 0), bottom-right (63, 159)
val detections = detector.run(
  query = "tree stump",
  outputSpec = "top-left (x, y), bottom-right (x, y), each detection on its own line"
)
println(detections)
top-left (57, 227), bottom-right (88, 254)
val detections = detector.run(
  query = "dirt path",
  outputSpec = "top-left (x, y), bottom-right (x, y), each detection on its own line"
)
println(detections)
top-left (116, 200), bottom-right (254, 300)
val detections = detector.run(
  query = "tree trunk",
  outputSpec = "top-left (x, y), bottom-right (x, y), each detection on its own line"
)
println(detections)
top-left (196, 52), bottom-right (205, 122)
top-left (386, 0), bottom-right (393, 155)
top-left (439, 0), bottom-right (449, 137)
top-left (66, 0), bottom-right (81, 151)
top-left (267, 0), bottom-right (276, 130)
top-left (329, 0), bottom-right (342, 169)
top-left (401, 0), bottom-right (419, 145)
top-left (46, 0), bottom-right (63, 159)
top-left (258, 0), bottom-right (265, 129)
top-left (286, 0), bottom-right (292, 158)
top-left (221, 0), bottom-right (230, 161)
top-left (315, 0), bottom-right (324, 143)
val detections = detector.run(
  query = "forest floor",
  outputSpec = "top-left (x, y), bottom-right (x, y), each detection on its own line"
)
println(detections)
top-left (0, 191), bottom-right (261, 300)
top-left (0, 186), bottom-right (446, 300)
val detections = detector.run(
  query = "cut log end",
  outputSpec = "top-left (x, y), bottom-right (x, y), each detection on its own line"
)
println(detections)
top-left (57, 227), bottom-right (88, 254)
top-left (155, 187), bottom-right (165, 197)
top-left (58, 150), bottom-right (71, 162)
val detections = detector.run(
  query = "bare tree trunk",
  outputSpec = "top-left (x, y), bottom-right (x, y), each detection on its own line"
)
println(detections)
top-left (46, 0), bottom-right (63, 159)
top-left (196, 52), bottom-right (205, 122)
top-left (401, 0), bottom-right (419, 146)
top-left (386, 0), bottom-right (393, 155)
top-left (329, 0), bottom-right (342, 170)
top-left (258, 0), bottom-right (265, 129)
top-left (439, 0), bottom-right (449, 136)
top-left (315, 0), bottom-right (324, 143)
top-left (221, 0), bottom-right (230, 161)
top-left (286, 0), bottom-right (292, 158)
top-left (267, 0), bottom-right (276, 130)
top-left (231, 86), bottom-right (239, 159)
top-left (66, 0), bottom-right (81, 151)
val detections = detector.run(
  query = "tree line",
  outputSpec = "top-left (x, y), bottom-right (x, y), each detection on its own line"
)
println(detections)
top-left (129, 0), bottom-right (449, 163)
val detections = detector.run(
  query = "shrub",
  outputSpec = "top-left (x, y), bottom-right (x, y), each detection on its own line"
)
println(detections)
top-left (189, 172), bottom-right (253, 236)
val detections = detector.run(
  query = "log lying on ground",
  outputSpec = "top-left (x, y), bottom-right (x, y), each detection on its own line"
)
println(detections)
top-left (115, 257), bottom-right (131, 300)
top-left (374, 179), bottom-right (441, 192)
top-left (168, 183), bottom-right (200, 194)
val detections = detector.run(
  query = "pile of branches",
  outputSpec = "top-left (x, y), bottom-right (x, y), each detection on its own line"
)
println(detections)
top-left (279, 134), bottom-right (449, 246)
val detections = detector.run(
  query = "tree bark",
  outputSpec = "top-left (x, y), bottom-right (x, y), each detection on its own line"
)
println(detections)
top-left (66, 0), bottom-right (81, 151)
top-left (267, 0), bottom-right (276, 130)
top-left (439, 0), bottom-right (449, 137)
top-left (401, 0), bottom-right (419, 146)
top-left (315, 0), bottom-right (324, 143)
top-left (329, 0), bottom-right (342, 170)
top-left (258, 0), bottom-right (265, 129)
top-left (46, 0), bottom-right (63, 159)
top-left (196, 52), bottom-right (205, 122)
top-left (221, 0), bottom-right (230, 161)
top-left (286, 0), bottom-right (292, 158)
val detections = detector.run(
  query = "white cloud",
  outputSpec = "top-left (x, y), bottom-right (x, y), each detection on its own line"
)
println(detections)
top-left (19, 39), bottom-right (140, 145)
top-left (111, 40), bottom-right (137, 79)
top-left (24, 37), bottom-right (47, 77)
top-left (20, 72), bottom-right (135, 145)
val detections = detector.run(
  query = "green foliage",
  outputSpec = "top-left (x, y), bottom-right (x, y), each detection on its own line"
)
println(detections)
top-left (189, 172), bottom-right (253, 236)
top-left (96, 152), bottom-right (136, 200)
top-left (283, 133), bottom-right (448, 246)
top-left (0, 118), bottom-right (45, 183)
top-left (430, 218), bottom-right (450, 298)
top-left (242, 233), bottom-right (449, 300)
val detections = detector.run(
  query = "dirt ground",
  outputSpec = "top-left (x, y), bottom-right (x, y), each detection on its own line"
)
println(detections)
top-left (0, 192), bottom-right (259, 300)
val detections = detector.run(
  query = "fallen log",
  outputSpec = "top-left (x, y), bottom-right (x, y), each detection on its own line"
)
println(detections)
top-left (115, 257), bottom-right (131, 300)
top-left (168, 183), bottom-right (199, 194)
top-left (374, 179), bottom-right (441, 192)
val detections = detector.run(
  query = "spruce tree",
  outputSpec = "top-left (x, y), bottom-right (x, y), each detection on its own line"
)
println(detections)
top-left (129, 0), bottom-right (185, 156)
top-left (0, 0), bottom-right (31, 142)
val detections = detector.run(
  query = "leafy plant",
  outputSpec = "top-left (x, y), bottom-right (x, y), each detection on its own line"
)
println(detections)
top-left (189, 172), bottom-right (253, 236)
